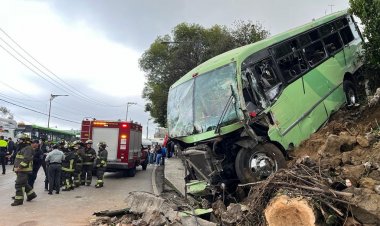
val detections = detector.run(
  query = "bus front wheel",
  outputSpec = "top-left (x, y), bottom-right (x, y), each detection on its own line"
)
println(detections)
top-left (343, 80), bottom-right (357, 107)
top-left (235, 143), bottom-right (286, 184)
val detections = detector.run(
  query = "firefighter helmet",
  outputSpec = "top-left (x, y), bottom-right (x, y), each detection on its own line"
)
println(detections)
top-left (85, 140), bottom-right (93, 144)
top-left (98, 141), bottom-right (107, 148)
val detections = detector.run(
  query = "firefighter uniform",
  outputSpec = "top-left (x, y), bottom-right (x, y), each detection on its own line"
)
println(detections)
top-left (62, 146), bottom-right (77, 191)
top-left (81, 140), bottom-right (96, 186)
top-left (73, 142), bottom-right (84, 187)
top-left (95, 142), bottom-right (108, 188)
top-left (11, 138), bottom-right (38, 206)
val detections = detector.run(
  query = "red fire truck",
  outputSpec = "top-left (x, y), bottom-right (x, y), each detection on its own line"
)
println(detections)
top-left (80, 118), bottom-right (148, 177)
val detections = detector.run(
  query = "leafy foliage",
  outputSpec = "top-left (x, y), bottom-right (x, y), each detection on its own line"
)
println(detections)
top-left (350, 0), bottom-right (380, 69)
top-left (139, 22), bottom-right (269, 126)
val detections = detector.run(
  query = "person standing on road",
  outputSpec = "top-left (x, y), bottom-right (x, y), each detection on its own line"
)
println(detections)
top-left (155, 145), bottom-right (162, 166)
top-left (11, 136), bottom-right (38, 206)
top-left (45, 143), bottom-right (65, 195)
top-left (62, 143), bottom-right (77, 191)
top-left (0, 135), bottom-right (8, 174)
top-left (95, 142), bottom-right (108, 188)
top-left (28, 140), bottom-right (44, 188)
top-left (81, 140), bottom-right (96, 186)
top-left (7, 137), bottom-right (15, 164)
top-left (39, 138), bottom-right (49, 190)
top-left (73, 140), bottom-right (84, 187)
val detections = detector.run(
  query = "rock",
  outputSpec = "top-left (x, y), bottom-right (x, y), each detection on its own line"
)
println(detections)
top-left (375, 185), bottom-right (380, 195)
top-left (296, 155), bottom-right (316, 167)
top-left (359, 177), bottom-right (380, 190)
top-left (211, 199), bottom-right (226, 217)
top-left (365, 133), bottom-right (377, 145)
top-left (341, 165), bottom-right (366, 185)
top-left (146, 210), bottom-right (166, 226)
top-left (344, 188), bottom-right (380, 225)
top-left (318, 134), bottom-right (341, 156)
top-left (318, 134), bottom-right (357, 157)
top-left (124, 192), bottom-right (165, 214)
top-left (221, 203), bottom-right (244, 225)
top-left (342, 152), bottom-right (352, 164)
top-left (320, 155), bottom-right (342, 168)
top-left (357, 135), bottom-right (370, 148)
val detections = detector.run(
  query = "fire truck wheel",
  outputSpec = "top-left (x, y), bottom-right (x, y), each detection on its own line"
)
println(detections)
top-left (126, 166), bottom-right (136, 177)
top-left (235, 143), bottom-right (286, 184)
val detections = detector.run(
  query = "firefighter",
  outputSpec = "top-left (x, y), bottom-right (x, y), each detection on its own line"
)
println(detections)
top-left (61, 143), bottom-right (77, 191)
top-left (81, 140), bottom-right (96, 186)
top-left (73, 140), bottom-right (84, 187)
top-left (11, 135), bottom-right (38, 206)
top-left (95, 141), bottom-right (108, 188)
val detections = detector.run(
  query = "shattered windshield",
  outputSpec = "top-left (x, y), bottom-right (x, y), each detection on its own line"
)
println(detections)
top-left (168, 62), bottom-right (241, 137)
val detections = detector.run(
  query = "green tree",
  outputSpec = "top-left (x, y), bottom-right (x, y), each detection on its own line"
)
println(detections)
top-left (350, 0), bottom-right (380, 69)
top-left (139, 22), bottom-right (269, 126)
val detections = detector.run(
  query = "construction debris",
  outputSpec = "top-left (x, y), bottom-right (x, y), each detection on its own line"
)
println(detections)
top-left (91, 94), bottom-right (380, 226)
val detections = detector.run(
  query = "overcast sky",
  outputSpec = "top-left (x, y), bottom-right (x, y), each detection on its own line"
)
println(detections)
top-left (0, 0), bottom-right (349, 137)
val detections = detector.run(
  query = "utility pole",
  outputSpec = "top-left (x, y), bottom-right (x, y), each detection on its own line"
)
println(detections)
top-left (48, 94), bottom-right (68, 128)
top-left (125, 102), bottom-right (137, 121)
top-left (328, 4), bottom-right (335, 13)
top-left (146, 118), bottom-right (152, 139)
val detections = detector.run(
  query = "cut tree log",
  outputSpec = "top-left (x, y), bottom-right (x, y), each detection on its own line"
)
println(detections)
top-left (264, 195), bottom-right (316, 226)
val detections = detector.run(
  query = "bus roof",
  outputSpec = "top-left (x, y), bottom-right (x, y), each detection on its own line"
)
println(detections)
top-left (27, 125), bottom-right (76, 136)
top-left (171, 10), bottom-right (348, 89)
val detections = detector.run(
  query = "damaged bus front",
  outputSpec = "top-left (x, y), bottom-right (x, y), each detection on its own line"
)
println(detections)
top-left (167, 10), bottom-right (363, 195)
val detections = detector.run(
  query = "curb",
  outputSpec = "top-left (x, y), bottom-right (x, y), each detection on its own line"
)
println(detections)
top-left (152, 165), bottom-right (159, 195)
top-left (164, 177), bottom-right (185, 197)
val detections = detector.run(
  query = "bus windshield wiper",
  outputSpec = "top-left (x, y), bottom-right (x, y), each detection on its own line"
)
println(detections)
top-left (215, 85), bottom-right (236, 134)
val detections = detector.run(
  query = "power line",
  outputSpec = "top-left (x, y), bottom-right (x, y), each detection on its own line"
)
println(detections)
top-left (0, 97), bottom-right (80, 124)
top-left (0, 28), bottom-right (126, 107)
top-left (0, 80), bottom-right (43, 102)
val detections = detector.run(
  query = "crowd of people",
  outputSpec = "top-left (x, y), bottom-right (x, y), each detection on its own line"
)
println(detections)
top-left (147, 140), bottom-right (176, 166)
top-left (0, 135), bottom-right (108, 206)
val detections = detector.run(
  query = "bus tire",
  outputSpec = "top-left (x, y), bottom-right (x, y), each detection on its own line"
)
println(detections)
top-left (235, 143), bottom-right (286, 184)
top-left (343, 80), bottom-right (357, 107)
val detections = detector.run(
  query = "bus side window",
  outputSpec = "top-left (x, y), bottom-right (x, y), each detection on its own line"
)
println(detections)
top-left (304, 41), bottom-right (327, 66)
top-left (323, 33), bottom-right (343, 55)
top-left (274, 39), bottom-right (308, 82)
top-left (253, 58), bottom-right (281, 101)
top-left (339, 17), bottom-right (355, 45)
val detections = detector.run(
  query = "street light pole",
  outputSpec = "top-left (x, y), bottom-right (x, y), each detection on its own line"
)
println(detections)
top-left (146, 118), bottom-right (152, 139)
top-left (125, 102), bottom-right (137, 121)
top-left (48, 94), bottom-right (68, 128)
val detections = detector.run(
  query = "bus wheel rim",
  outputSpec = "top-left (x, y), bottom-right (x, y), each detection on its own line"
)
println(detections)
top-left (249, 152), bottom-right (277, 179)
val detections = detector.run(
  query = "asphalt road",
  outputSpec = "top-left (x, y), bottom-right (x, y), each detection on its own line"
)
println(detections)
top-left (0, 164), bottom-right (155, 226)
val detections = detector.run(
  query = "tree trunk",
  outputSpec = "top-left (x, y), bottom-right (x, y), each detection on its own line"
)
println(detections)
top-left (264, 195), bottom-right (316, 226)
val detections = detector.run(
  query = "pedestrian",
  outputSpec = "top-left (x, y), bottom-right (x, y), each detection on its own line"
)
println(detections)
top-left (155, 145), bottom-right (162, 166)
top-left (39, 138), bottom-right (49, 190)
top-left (149, 145), bottom-right (155, 164)
top-left (81, 140), bottom-right (96, 186)
top-left (95, 141), bottom-right (108, 188)
top-left (62, 143), bottom-right (77, 191)
top-left (7, 137), bottom-right (15, 164)
top-left (28, 140), bottom-right (44, 188)
top-left (45, 143), bottom-right (65, 195)
top-left (161, 145), bottom-right (167, 166)
top-left (11, 136), bottom-right (38, 206)
top-left (0, 135), bottom-right (8, 174)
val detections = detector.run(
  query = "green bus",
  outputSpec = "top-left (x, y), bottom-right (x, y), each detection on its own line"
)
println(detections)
top-left (15, 124), bottom-right (76, 142)
top-left (167, 10), bottom-right (363, 188)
